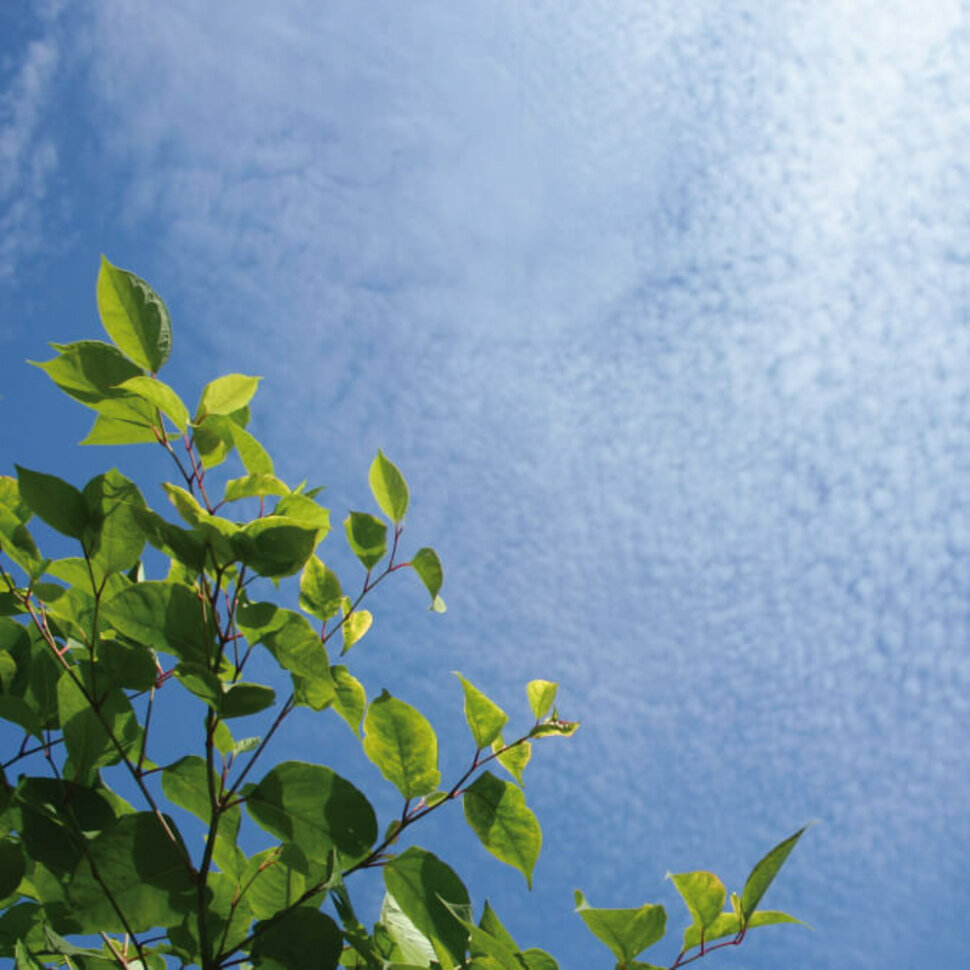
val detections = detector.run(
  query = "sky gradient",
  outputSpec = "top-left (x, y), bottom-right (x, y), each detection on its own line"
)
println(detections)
top-left (3, 3), bottom-right (970, 968)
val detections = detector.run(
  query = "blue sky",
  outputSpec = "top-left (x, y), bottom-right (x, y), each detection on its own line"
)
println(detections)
top-left (3, 2), bottom-right (970, 967)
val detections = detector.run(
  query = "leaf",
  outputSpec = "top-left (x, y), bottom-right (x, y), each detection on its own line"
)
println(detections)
top-left (369, 450), bottom-right (409, 522)
top-left (118, 375), bottom-right (189, 431)
top-left (243, 845), bottom-right (309, 920)
top-left (341, 603), bottom-right (373, 655)
top-left (82, 468), bottom-right (147, 575)
top-left (478, 900), bottom-right (519, 952)
top-left (526, 681), bottom-right (557, 721)
top-left (454, 673), bottom-right (508, 748)
top-left (15, 466), bottom-right (88, 540)
top-left (197, 374), bottom-right (260, 418)
top-left (440, 899), bottom-right (521, 969)
top-left (573, 891), bottom-right (666, 965)
top-left (299, 556), bottom-right (343, 622)
top-left (252, 608), bottom-right (335, 710)
top-left (97, 636), bottom-right (158, 691)
top-left (31, 340), bottom-right (143, 408)
top-left (667, 870), bottom-right (725, 936)
top-left (384, 847), bottom-right (470, 968)
top-left (410, 547), bottom-right (443, 607)
top-left (234, 517), bottom-right (318, 578)
top-left (80, 410), bottom-right (157, 445)
top-left (220, 682), bottom-right (276, 718)
top-left (528, 719), bottom-right (579, 739)
top-left (521, 950), bottom-right (559, 970)
top-left (363, 690), bottom-right (441, 799)
top-left (223, 473), bottom-right (290, 502)
top-left (250, 906), bottom-right (342, 970)
top-left (681, 910), bottom-right (806, 950)
top-left (97, 256), bottom-right (172, 373)
top-left (463, 771), bottom-right (541, 888)
top-left (493, 737), bottom-right (531, 788)
top-left (14, 941), bottom-right (43, 970)
top-left (740, 826), bottom-right (809, 921)
top-left (161, 755), bottom-right (217, 824)
top-left (129, 506), bottom-right (207, 572)
top-left (382, 891), bottom-right (438, 966)
top-left (229, 422), bottom-right (274, 475)
top-left (0, 838), bottom-right (25, 899)
top-left (331, 664), bottom-right (366, 737)
top-left (66, 812), bottom-right (195, 932)
top-left (102, 582), bottom-right (214, 664)
top-left (345, 511), bottom-right (387, 570)
top-left (246, 760), bottom-right (377, 866)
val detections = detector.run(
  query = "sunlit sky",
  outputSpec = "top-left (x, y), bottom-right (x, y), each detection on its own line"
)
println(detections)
top-left (3, 3), bottom-right (970, 968)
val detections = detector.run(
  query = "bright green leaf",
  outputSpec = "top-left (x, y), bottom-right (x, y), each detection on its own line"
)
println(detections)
top-left (82, 469), bottom-right (147, 575)
top-left (341, 603), bottom-right (372, 655)
top-left (223, 473), bottom-right (290, 502)
top-left (363, 690), bottom-right (441, 799)
top-left (493, 737), bottom-right (531, 788)
top-left (80, 410), bottom-right (156, 445)
top-left (668, 870), bottom-right (725, 936)
top-left (229, 422), bottom-right (274, 475)
top-left (118, 375), bottom-right (189, 431)
top-left (681, 909), bottom-right (806, 950)
top-left (31, 340), bottom-right (142, 407)
top-left (384, 847), bottom-right (470, 969)
top-left (252, 608), bottom-right (335, 710)
top-left (369, 450), bottom-right (409, 522)
top-left (521, 950), bottom-right (559, 970)
top-left (344, 511), bottom-right (387, 570)
top-left (463, 771), bottom-right (541, 888)
top-left (410, 547), bottom-right (443, 606)
top-left (15, 467), bottom-right (88, 540)
top-left (97, 256), bottom-right (172, 373)
top-left (573, 891), bottom-right (666, 965)
top-left (221, 682), bottom-right (276, 718)
top-left (244, 845), bottom-right (309, 920)
top-left (234, 517), bottom-right (318, 578)
top-left (526, 681), bottom-right (557, 721)
top-left (331, 664), bottom-right (366, 737)
top-left (299, 556), bottom-right (343, 622)
top-left (246, 760), bottom-right (377, 866)
top-left (528, 719), bottom-right (579, 739)
top-left (197, 374), bottom-right (260, 418)
top-left (381, 891), bottom-right (438, 967)
top-left (454, 673), bottom-right (508, 748)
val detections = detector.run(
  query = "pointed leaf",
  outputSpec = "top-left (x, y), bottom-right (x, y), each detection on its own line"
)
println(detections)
top-left (118, 376), bottom-right (188, 431)
top-left (197, 374), bottom-right (260, 418)
top-left (682, 909), bottom-right (805, 949)
top-left (234, 517), bottom-right (318, 578)
top-left (464, 771), bottom-right (541, 888)
top-left (528, 718), bottom-right (579, 739)
top-left (381, 891), bottom-right (438, 967)
top-left (493, 737), bottom-right (531, 788)
top-left (223, 473), bottom-right (290, 502)
top-left (15, 467), bottom-right (88, 540)
top-left (369, 450), bottom-right (409, 522)
top-left (341, 604), bottom-right (372, 655)
top-left (331, 664), bottom-right (366, 737)
top-left (573, 891), bottom-right (666, 964)
top-left (411, 547), bottom-right (443, 605)
top-left (668, 870), bottom-right (725, 933)
top-left (384, 847), bottom-right (470, 968)
top-left (521, 950), bottom-right (559, 970)
top-left (161, 755), bottom-right (218, 824)
top-left (251, 608), bottom-right (335, 710)
top-left (363, 691), bottom-right (441, 798)
top-left (229, 422), bottom-right (274, 475)
top-left (221, 682), bottom-right (276, 718)
top-left (299, 556), bottom-right (343, 621)
top-left (97, 256), bottom-right (172, 372)
top-left (740, 826), bottom-right (809, 921)
top-left (82, 469), bottom-right (147, 574)
top-left (250, 906), bottom-right (342, 970)
top-left (454, 673), bottom-right (508, 748)
top-left (32, 339), bottom-right (143, 408)
top-left (245, 760), bottom-right (377, 866)
top-left (526, 681), bottom-right (557, 721)
top-left (345, 511), bottom-right (387, 569)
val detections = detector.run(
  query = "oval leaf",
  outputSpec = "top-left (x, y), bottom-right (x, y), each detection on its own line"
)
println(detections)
top-left (526, 680), bottom-right (557, 721)
top-left (344, 511), bottom-right (387, 570)
top-left (15, 466), bottom-right (88, 540)
top-left (250, 907), bottom-right (342, 970)
top-left (454, 673), bottom-right (508, 749)
top-left (369, 450), bottom-right (409, 522)
top-left (363, 690), bottom-right (440, 798)
top-left (197, 373), bottom-right (261, 418)
top-left (410, 547), bottom-right (443, 605)
top-left (299, 556), bottom-right (343, 622)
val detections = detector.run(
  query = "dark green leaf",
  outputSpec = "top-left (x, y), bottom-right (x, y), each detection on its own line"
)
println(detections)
top-left (172, 662), bottom-right (222, 709)
top-left (454, 673), bottom-right (508, 749)
top-left (97, 256), bottom-right (172, 373)
top-left (161, 755), bottom-right (216, 825)
top-left (740, 826), bottom-right (809, 921)
top-left (197, 373), bottom-right (260, 418)
top-left (31, 340), bottom-right (143, 408)
top-left (97, 636), bottom-right (157, 691)
top-left (463, 771), bottom-right (541, 888)
top-left (369, 451), bottom-right (409, 523)
top-left (410, 547), bottom-right (444, 608)
top-left (384, 847), bottom-right (470, 968)
top-left (250, 608), bottom-right (335, 710)
top-left (344, 511), bottom-right (387, 570)
top-left (521, 949), bottom-right (559, 970)
top-left (221, 682), bottom-right (276, 718)
top-left (363, 690), bottom-right (441, 798)
top-left (0, 837), bottom-right (25, 898)
top-left (129, 506), bottom-right (207, 572)
top-left (250, 906), bottom-right (342, 970)
top-left (299, 556), bottom-right (343, 622)
top-left (15, 467), bottom-right (88, 540)
top-left (573, 891), bottom-right (666, 965)
top-left (234, 517), bottom-right (318, 578)
top-left (82, 469), bottom-right (147, 575)
top-left (246, 761), bottom-right (377, 866)
top-left (66, 812), bottom-right (195, 932)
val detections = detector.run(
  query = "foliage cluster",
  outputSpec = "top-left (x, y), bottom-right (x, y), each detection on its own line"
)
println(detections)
top-left (0, 258), bottom-right (807, 969)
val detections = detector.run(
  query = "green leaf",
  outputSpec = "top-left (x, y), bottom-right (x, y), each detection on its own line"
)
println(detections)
top-left (384, 847), bottom-right (470, 968)
top-left (463, 771), bottom-right (541, 888)
top-left (244, 845), bottom-right (309, 920)
top-left (573, 891), bottom-right (666, 965)
top-left (246, 760), bottom-right (377, 866)
top-left (454, 673), bottom-right (508, 748)
top-left (224, 473), bottom-right (290, 502)
top-left (521, 950), bottom-right (559, 970)
top-left (493, 737), bottom-right (531, 788)
top-left (221, 682), bottom-right (276, 718)
top-left (82, 469), bottom-right (147, 575)
top-left (369, 450), bottom-right (409, 522)
top-left (363, 690), bottom-right (441, 798)
top-left (31, 340), bottom-right (143, 408)
top-left (740, 826), bottom-right (809, 922)
top-left (681, 909), bottom-right (805, 950)
top-left (528, 718), bottom-right (579, 739)
top-left (15, 466), bottom-right (88, 540)
top-left (251, 608), bottom-right (335, 710)
top-left (250, 906), bottom-right (342, 970)
top-left (526, 681), bottom-right (557, 721)
top-left (341, 602), bottom-right (373, 655)
top-left (667, 870), bottom-right (725, 936)
top-left (440, 899), bottom-right (521, 969)
top-left (0, 838), bottom-right (25, 899)
top-left (161, 755), bottom-right (217, 824)
top-left (172, 662), bottom-right (222, 709)
top-left (410, 547), bottom-right (443, 607)
top-left (299, 556), bottom-right (343, 622)
top-left (234, 517), bottom-right (318, 578)
top-left (102, 582), bottom-right (214, 664)
top-left (229, 422), bottom-right (274, 475)
top-left (80, 409), bottom-right (156, 445)
top-left (66, 812), bottom-right (195, 932)
top-left (331, 664), bottom-right (366, 737)
top-left (129, 506), bottom-right (207, 572)
top-left (381, 891), bottom-right (438, 967)
top-left (117, 375), bottom-right (189, 431)
top-left (97, 636), bottom-right (157, 691)
top-left (344, 511), bottom-right (387, 570)
top-left (14, 940), bottom-right (43, 970)
top-left (197, 373), bottom-right (260, 418)
top-left (97, 255), bottom-right (172, 373)
top-left (478, 900), bottom-right (518, 951)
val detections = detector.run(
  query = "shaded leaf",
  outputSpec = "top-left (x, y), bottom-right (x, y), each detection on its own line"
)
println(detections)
top-left (493, 737), bottom-right (531, 788)
top-left (15, 467), bottom-right (87, 540)
top-left (234, 517), bottom-right (318, 578)
top-left (31, 340), bottom-right (142, 408)
top-left (82, 469), bottom-right (147, 575)
top-left (331, 664), bottom-right (366, 737)
top-left (250, 906), bottom-right (342, 970)
top-left (410, 547), bottom-right (443, 607)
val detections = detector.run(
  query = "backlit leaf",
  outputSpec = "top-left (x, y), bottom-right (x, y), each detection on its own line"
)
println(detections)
top-left (573, 891), bottom-right (666, 965)
top-left (15, 467), bottom-right (87, 540)
top-left (363, 690), bottom-right (440, 798)
top-left (345, 511), bottom-right (387, 570)
top-left (197, 374), bottom-right (260, 418)
top-left (118, 376), bottom-right (188, 431)
top-left (454, 673), bottom-right (508, 748)
top-left (667, 870), bottom-right (725, 934)
top-left (740, 826), bottom-right (809, 921)
top-left (369, 450), bottom-right (409, 523)
top-left (410, 547), bottom-right (443, 607)
top-left (526, 681), bottom-right (557, 721)
top-left (299, 556), bottom-right (343, 622)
